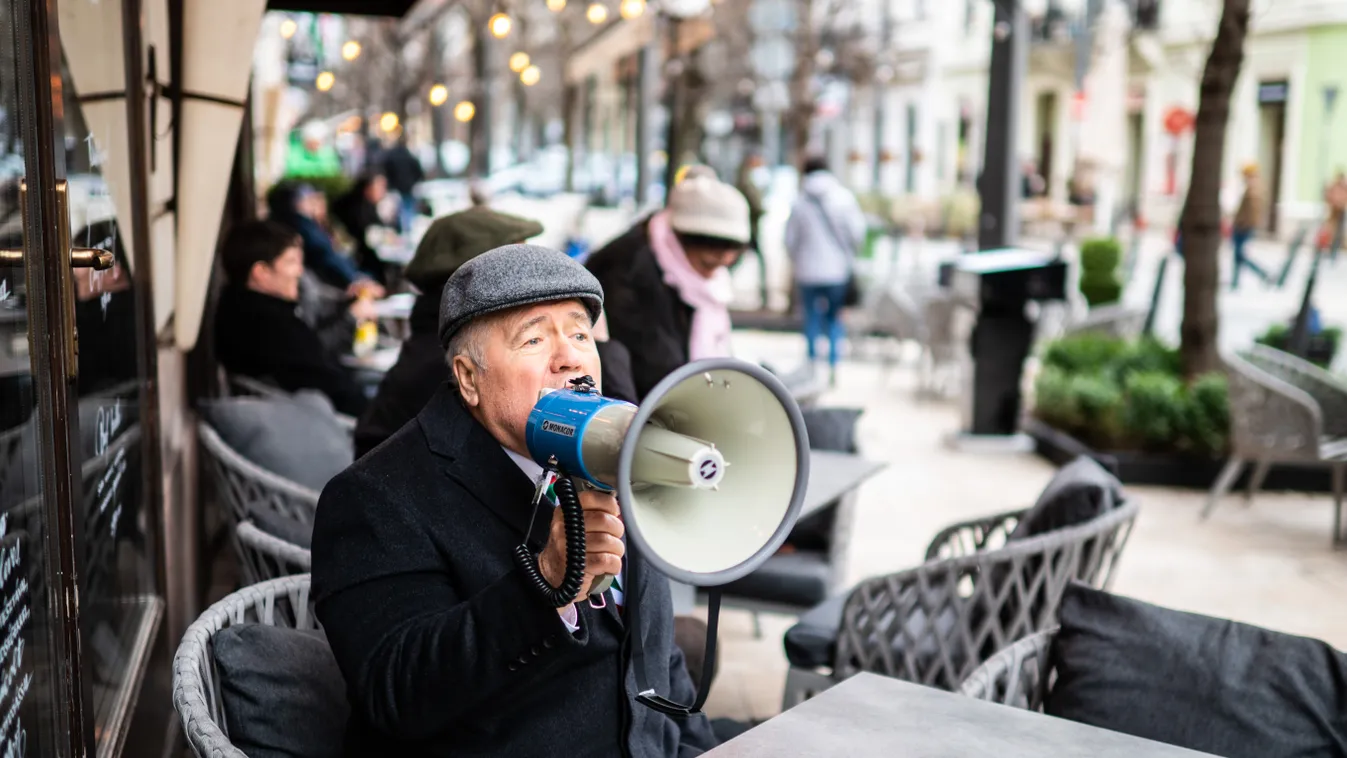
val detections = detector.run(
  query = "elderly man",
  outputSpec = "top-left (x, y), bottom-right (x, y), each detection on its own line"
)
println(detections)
top-left (312, 245), bottom-right (719, 757)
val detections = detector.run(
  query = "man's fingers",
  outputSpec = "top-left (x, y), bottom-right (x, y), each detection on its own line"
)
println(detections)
top-left (578, 490), bottom-right (621, 517)
top-left (583, 510), bottom-right (624, 539)
top-left (585, 533), bottom-right (625, 557)
top-left (585, 553), bottom-right (623, 579)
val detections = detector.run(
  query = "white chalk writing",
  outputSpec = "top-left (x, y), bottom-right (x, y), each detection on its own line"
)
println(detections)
top-left (94, 403), bottom-right (123, 457)
top-left (0, 513), bottom-right (30, 756)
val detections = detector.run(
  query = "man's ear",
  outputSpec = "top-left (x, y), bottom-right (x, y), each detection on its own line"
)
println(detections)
top-left (452, 355), bottom-right (481, 407)
top-left (247, 260), bottom-right (270, 290)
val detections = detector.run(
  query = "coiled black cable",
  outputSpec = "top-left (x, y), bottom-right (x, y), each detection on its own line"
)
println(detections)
top-left (514, 474), bottom-right (588, 607)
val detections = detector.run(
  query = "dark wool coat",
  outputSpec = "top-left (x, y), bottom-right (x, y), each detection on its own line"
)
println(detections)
top-left (313, 385), bottom-right (718, 757)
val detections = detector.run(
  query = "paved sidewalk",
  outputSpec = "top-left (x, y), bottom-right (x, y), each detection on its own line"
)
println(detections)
top-left (703, 330), bottom-right (1347, 723)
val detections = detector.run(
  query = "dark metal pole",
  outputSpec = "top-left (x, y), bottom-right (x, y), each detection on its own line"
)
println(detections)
top-left (471, 26), bottom-right (493, 179)
top-left (1287, 250), bottom-right (1322, 359)
top-left (635, 21), bottom-right (661, 207)
top-left (978, 0), bottom-right (1028, 251)
top-left (663, 19), bottom-right (683, 193)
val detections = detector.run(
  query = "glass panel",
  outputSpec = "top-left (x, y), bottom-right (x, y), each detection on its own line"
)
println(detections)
top-left (1, 1), bottom-right (78, 755)
top-left (56, 0), bottom-right (162, 752)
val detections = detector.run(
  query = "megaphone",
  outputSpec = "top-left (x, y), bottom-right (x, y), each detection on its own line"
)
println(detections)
top-left (517, 358), bottom-right (810, 714)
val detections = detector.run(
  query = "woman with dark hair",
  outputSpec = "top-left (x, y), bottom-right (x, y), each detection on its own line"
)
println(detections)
top-left (586, 167), bottom-right (752, 401)
top-left (266, 181), bottom-right (383, 297)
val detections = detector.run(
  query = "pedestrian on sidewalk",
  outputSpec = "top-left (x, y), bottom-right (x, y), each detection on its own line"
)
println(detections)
top-left (785, 155), bottom-right (866, 386)
top-left (1231, 163), bottom-right (1271, 290)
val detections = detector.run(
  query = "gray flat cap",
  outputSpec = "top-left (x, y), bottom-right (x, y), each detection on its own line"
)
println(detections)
top-left (438, 243), bottom-right (604, 348)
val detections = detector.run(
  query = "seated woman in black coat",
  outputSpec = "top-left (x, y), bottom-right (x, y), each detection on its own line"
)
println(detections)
top-left (586, 167), bottom-right (752, 401)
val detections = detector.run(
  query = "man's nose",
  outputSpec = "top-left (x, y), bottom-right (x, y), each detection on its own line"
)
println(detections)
top-left (552, 335), bottom-right (586, 371)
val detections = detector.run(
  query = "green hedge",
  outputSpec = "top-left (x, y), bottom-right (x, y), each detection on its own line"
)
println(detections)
top-left (1078, 237), bottom-right (1123, 307)
top-left (1033, 334), bottom-right (1227, 455)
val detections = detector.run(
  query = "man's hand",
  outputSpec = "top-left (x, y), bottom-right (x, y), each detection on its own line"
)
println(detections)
top-left (538, 487), bottom-right (624, 606)
top-left (347, 279), bottom-right (386, 299)
top-left (348, 297), bottom-right (379, 322)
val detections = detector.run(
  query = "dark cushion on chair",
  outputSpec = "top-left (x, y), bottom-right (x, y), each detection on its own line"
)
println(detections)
top-left (1009, 456), bottom-right (1123, 540)
top-left (800, 407), bottom-right (864, 453)
top-left (720, 551), bottom-right (830, 608)
top-left (213, 623), bottom-right (350, 758)
top-left (250, 509), bottom-right (314, 550)
top-left (201, 392), bottom-right (353, 492)
top-left (1046, 583), bottom-right (1347, 758)
top-left (783, 593), bottom-right (848, 668)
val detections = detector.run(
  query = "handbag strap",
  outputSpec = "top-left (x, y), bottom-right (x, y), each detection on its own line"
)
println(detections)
top-left (802, 190), bottom-right (857, 259)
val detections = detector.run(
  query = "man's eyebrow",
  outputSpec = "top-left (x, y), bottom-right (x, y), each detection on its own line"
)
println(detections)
top-left (510, 315), bottom-right (549, 340)
top-left (567, 310), bottom-right (590, 325)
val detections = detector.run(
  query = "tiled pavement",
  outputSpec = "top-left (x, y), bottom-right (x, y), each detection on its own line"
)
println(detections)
top-left (705, 329), bottom-right (1347, 723)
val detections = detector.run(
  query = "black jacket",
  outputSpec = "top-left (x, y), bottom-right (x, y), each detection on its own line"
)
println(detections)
top-left (585, 220), bottom-right (694, 402)
top-left (353, 294), bottom-right (640, 459)
top-left (214, 285), bottom-right (369, 417)
top-left (312, 386), bottom-right (718, 757)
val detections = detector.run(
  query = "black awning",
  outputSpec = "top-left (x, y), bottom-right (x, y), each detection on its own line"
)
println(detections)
top-left (265, 0), bottom-right (419, 16)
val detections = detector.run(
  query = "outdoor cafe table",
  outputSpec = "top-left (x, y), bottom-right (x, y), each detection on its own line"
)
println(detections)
top-left (705, 672), bottom-right (1219, 757)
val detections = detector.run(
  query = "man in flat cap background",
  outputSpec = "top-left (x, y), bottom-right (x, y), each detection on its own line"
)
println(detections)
top-left (312, 245), bottom-right (718, 757)
top-left (352, 206), bottom-right (637, 457)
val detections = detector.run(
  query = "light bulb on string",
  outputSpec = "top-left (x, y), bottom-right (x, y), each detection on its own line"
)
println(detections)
top-left (342, 40), bottom-right (362, 61)
top-left (521, 65), bottom-right (541, 86)
top-left (429, 84), bottom-right (449, 107)
top-left (586, 2), bottom-right (608, 23)
top-left (489, 12), bottom-right (513, 38)
top-left (620, 0), bottom-right (645, 19)
top-left (280, 18), bottom-right (298, 39)
top-left (315, 71), bottom-right (335, 92)
top-left (380, 112), bottom-right (400, 132)
top-left (547, 0), bottom-right (567, 10)
top-left (510, 52), bottom-right (531, 73)
top-left (454, 101), bottom-right (477, 122)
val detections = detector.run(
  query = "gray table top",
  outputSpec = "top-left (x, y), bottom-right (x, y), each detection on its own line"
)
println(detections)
top-left (705, 673), bottom-right (1218, 757)
top-left (801, 450), bottom-right (885, 516)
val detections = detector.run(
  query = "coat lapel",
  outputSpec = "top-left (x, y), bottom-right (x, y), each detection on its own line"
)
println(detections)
top-left (417, 385), bottom-right (550, 550)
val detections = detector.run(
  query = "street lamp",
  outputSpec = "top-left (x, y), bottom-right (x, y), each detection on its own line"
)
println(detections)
top-left (455, 101), bottom-right (477, 122)
top-left (510, 52), bottom-right (531, 73)
top-left (342, 40), bottom-right (362, 61)
top-left (489, 12), bottom-right (513, 38)
top-left (279, 18), bottom-right (297, 39)
top-left (315, 71), bottom-right (335, 92)
top-left (521, 65), bottom-right (542, 86)
top-left (429, 84), bottom-right (449, 107)
top-left (587, 2), bottom-right (608, 23)
top-left (620, 0), bottom-right (646, 19)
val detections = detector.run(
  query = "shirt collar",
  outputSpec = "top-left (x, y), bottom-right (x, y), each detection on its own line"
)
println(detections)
top-left (503, 447), bottom-right (545, 484)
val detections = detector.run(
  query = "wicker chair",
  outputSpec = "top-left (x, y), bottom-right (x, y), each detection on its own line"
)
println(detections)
top-left (958, 627), bottom-right (1058, 710)
top-left (172, 574), bottom-right (320, 758)
top-left (197, 422), bottom-right (320, 583)
top-left (1203, 345), bottom-right (1347, 544)
top-left (236, 521), bottom-right (312, 582)
top-left (781, 499), bottom-right (1138, 709)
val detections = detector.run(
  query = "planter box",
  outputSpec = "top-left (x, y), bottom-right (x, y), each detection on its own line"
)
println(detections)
top-left (1024, 418), bottom-right (1338, 493)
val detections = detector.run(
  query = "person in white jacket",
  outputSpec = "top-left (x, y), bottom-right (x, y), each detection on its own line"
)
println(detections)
top-left (784, 156), bottom-right (866, 385)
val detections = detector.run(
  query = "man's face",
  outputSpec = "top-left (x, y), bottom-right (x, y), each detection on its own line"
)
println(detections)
top-left (453, 299), bottom-right (602, 456)
top-left (249, 245), bottom-right (304, 302)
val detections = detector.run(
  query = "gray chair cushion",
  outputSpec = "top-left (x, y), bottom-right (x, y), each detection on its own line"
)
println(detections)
top-left (1046, 583), bottom-right (1347, 758)
top-left (783, 593), bottom-right (847, 668)
top-left (1009, 456), bottom-right (1123, 540)
top-left (720, 550), bottom-right (830, 608)
top-left (800, 407), bottom-right (864, 454)
top-left (213, 623), bottom-right (350, 758)
top-left (200, 392), bottom-right (353, 492)
top-left (250, 510), bottom-right (313, 550)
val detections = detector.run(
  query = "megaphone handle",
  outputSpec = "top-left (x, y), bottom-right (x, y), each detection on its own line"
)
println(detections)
top-left (588, 574), bottom-right (615, 607)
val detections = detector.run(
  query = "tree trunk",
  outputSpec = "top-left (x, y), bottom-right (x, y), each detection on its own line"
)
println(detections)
top-left (786, 0), bottom-right (817, 169)
top-left (1179, 0), bottom-right (1250, 380)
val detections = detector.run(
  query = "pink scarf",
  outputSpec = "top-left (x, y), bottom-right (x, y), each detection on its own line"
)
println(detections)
top-left (647, 211), bottom-right (733, 360)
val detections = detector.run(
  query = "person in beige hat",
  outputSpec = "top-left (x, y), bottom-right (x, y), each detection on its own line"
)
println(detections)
top-left (586, 166), bottom-right (752, 400)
